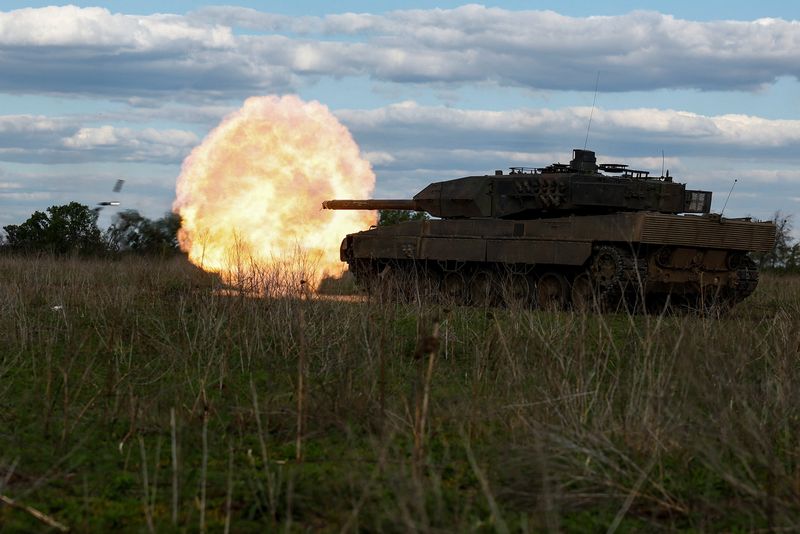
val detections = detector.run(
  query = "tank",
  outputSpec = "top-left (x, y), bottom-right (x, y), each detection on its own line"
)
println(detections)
top-left (323, 149), bottom-right (777, 311)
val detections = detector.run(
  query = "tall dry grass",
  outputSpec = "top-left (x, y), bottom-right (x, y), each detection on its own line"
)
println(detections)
top-left (0, 254), bottom-right (798, 531)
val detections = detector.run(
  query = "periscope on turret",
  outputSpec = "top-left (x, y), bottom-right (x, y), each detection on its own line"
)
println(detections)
top-left (323, 149), bottom-right (776, 312)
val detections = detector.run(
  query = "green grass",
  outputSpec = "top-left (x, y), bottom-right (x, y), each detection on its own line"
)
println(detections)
top-left (1, 255), bottom-right (799, 532)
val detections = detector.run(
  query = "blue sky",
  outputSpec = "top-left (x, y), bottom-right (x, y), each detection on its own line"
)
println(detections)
top-left (1, 2), bottom-right (799, 237)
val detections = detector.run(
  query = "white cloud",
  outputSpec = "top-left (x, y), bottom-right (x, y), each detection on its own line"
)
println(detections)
top-left (0, 5), bottom-right (234, 49)
top-left (4, 103), bottom-right (800, 169)
top-left (0, 115), bottom-right (67, 134)
top-left (192, 6), bottom-right (800, 91)
top-left (0, 191), bottom-right (52, 201)
top-left (63, 126), bottom-right (120, 148)
top-left (725, 169), bottom-right (800, 184)
top-left (2, 6), bottom-right (800, 98)
top-left (336, 102), bottom-right (800, 154)
top-left (362, 151), bottom-right (396, 165)
top-left (62, 126), bottom-right (197, 151)
top-left (60, 126), bottom-right (198, 162)
top-left (0, 115), bottom-right (199, 164)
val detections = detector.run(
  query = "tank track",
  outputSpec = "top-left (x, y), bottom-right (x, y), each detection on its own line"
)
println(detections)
top-left (732, 255), bottom-right (759, 303)
top-left (588, 245), bottom-right (647, 310)
top-left (348, 250), bottom-right (757, 315)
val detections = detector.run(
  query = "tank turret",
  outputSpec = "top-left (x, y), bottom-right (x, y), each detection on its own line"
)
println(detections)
top-left (322, 149), bottom-right (712, 219)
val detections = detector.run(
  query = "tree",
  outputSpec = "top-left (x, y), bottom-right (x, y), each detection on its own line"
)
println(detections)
top-left (106, 210), bottom-right (181, 255)
top-left (785, 245), bottom-right (800, 272)
top-left (3, 202), bottom-right (106, 254)
top-left (378, 210), bottom-right (429, 226)
top-left (755, 211), bottom-right (800, 272)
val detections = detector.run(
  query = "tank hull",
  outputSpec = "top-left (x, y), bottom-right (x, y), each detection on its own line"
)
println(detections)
top-left (339, 212), bottom-right (775, 311)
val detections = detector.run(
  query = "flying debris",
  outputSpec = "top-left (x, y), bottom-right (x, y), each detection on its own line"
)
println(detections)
top-left (94, 179), bottom-right (125, 212)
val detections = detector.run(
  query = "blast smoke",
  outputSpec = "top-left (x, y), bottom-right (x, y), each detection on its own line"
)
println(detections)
top-left (173, 95), bottom-right (377, 286)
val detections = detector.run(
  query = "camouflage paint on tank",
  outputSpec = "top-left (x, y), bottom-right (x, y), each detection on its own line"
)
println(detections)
top-left (323, 149), bottom-right (776, 312)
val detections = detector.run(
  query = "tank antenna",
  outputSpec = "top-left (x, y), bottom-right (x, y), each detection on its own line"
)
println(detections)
top-left (720, 178), bottom-right (738, 216)
top-left (583, 71), bottom-right (600, 150)
top-left (661, 150), bottom-right (665, 177)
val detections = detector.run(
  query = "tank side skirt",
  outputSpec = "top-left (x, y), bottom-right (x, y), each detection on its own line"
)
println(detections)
top-left (348, 212), bottom-right (775, 254)
top-left (350, 232), bottom-right (757, 279)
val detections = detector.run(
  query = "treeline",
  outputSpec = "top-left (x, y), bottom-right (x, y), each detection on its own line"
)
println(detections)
top-left (0, 204), bottom-right (428, 257)
top-left (2, 203), bottom-right (799, 272)
top-left (1, 202), bottom-right (181, 256)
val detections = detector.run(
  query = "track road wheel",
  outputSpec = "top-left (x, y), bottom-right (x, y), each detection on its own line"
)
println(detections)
top-left (591, 246), bottom-right (625, 290)
top-left (374, 264), bottom-right (400, 303)
top-left (441, 271), bottom-right (467, 305)
top-left (469, 270), bottom-right (499, 308)
top-left (501, 273), bottom-right (532, 309)
top-left (536, 272), bottom-right (567, 310)
top-left (412, 268), bottom-right (439, 303)
top-left (570, 272), bottom-right (596, 312)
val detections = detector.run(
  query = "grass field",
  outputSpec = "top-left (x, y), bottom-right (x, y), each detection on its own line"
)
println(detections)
top-left (1, 255), bottom-right (799, 532)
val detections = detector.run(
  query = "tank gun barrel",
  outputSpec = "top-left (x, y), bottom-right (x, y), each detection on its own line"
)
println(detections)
top-left (322, 199), bottom-right (419, 211)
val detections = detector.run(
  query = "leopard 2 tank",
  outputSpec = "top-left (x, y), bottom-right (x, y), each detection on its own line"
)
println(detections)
top-left (322, 149), bottom-right (776, 311)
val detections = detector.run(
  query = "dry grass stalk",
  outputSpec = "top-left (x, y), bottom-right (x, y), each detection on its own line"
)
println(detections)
top-left (250, 379), bottom-right (278, 520)
top-left (606, 456), bottom-right (657, 534)
top-left (413, 319), bottom-right (441, 478)
top-left (199, 391), bottom-right (209, 534)
top-left (0, 493), bottom-right (69, 532)
top-left (170, 407), bottom-right (179, 526)
top-left (295, 305), bottom-right (307, 463)
top-left (461, 429), bottom-right (509, 534)
top-left (138, 436), bottom-right (155, 533)
top-left (224, 442), bottom-right (234, 534)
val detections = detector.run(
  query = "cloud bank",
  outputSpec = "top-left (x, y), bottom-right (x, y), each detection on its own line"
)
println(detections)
top-left (336, 102), bottom-right (800, 157)
top-left (2, 5), bottom-right (800, 98)
top-left (0, 115), bottom-right (198, 163)
top-left (3, 104), bottom-right (800, 168)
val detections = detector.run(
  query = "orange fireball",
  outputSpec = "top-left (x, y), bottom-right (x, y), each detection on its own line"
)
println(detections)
top-left (173, 95), bottom-right (376, 287)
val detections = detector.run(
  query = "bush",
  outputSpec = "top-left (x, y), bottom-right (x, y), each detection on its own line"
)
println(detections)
top-left (106, 210), bottom-right (181, 255)
top-left (378, 209), bottom-right (429, 226)
top-left (754, 211), bottom-right (800, 273)
top-left (2, 202), bottom-right (106, 255)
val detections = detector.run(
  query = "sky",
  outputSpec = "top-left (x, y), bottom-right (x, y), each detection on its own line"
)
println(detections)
top-left (1, 1), bottom-right (799, 237)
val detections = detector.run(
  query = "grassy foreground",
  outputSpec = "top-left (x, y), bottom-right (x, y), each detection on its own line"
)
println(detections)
top-left (1, 255), bottom-right (799, 532)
